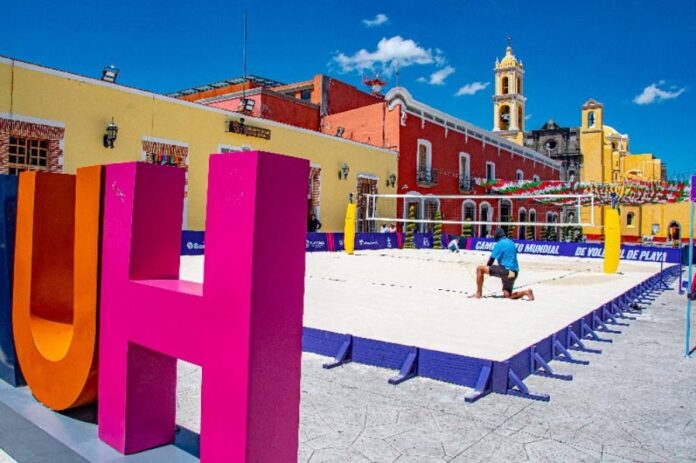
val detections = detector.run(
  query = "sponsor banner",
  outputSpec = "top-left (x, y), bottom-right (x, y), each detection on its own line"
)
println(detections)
top-left (181, 231), bottom-right (681, 263)
top-left (181, 230), bottom-right (205, 255)
top-left (306, 233), bottom-right (329, 252)
top-left (355, 233), bottom-right (399, 250)
top-left (414, 233), bottom-right (433, 249)
top-left (333, 233), bottom-right (345, 252)
top-left (467, 238), bottom-right (681, 263)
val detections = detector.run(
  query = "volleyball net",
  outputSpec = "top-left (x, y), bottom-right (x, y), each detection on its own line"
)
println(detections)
top-left (361, 193), bottom-right (596, 239)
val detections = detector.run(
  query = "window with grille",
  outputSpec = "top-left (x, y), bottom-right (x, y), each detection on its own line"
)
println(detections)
top-left (7, 136), bottom-right (50, 175)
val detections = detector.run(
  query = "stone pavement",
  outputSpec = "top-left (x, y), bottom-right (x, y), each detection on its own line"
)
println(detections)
top-left (296, 286), bottom-right (696, 462)
top-left (0, 282), bottom-right (694, 462)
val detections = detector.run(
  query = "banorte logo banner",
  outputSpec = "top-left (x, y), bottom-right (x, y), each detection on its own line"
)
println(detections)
top-left (467, 238), bottom-right (681, 264)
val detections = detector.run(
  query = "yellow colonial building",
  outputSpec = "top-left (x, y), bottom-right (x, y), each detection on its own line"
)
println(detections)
top-left (0, 56), bottom-right (397, 231)
top-left (492, 43), bottom-right (689, 245)
top-left (579, 99), bottom-right (689, 243)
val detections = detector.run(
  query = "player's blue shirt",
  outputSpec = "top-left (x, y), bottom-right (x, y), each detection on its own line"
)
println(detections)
top-left (491, 238), bottom-right (519, 272)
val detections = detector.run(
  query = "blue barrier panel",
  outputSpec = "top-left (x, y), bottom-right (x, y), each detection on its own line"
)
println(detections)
top-left (181, 230), bottom-right (205, 255)
top-left (181, 230), bottom-right (682, 263)
top-left (355, 233), bottom-right (399, 250)
top-left (306, 233), bottom-right (329, 252)
top-left (0, 175), bottom-right (23, 386)
top-left (467, 237), bottom-right (682, 264)
top-left (333, 233), bottom-right (345, 252)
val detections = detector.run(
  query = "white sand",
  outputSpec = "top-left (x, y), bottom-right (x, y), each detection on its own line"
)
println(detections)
top-left (179, 249), bottom-right (661, 362)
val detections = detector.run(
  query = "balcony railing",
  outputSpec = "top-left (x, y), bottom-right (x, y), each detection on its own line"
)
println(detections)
top-left (458, 175), bottom-right (475, 191)
top-left (416, 167), bottom-right (438, 186)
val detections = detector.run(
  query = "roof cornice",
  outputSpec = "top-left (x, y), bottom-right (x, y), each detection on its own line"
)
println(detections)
top-left (384, 87), bottom-right (560, 170)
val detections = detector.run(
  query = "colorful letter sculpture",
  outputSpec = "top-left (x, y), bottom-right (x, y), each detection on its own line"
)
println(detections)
top-left (0, 175), bottom-right (23, 386)
top-left (12, 167), bottom-right (103, 410)
top-left (98, 152), bottom-right (308, 461)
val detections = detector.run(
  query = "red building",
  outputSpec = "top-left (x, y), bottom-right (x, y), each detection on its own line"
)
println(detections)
top-left (173, 75), bottom-right (562, 238)
top-left (321, 88), bottom-right (561, 236)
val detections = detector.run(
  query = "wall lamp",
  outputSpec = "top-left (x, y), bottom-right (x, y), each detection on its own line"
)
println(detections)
top-left (239, 98), bottom-right (255, 112)
top-left (338, 163), bottom-right (350, 180)
top-left (386, 173), bottom-right (397, 187)
top-left (101, 65), bottom-right (119, 83)
top-left (103, 118), bottom-right (118, 149)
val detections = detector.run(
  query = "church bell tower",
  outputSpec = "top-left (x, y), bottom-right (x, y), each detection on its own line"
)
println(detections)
top-left (493, 38), bottom-right (526, 145)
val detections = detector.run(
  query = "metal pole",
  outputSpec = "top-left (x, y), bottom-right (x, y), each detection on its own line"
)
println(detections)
top-left (686, 201), bottom-right (694, 357)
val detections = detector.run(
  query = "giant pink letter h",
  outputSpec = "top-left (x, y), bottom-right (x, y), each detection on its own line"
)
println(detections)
top-left (98, 152), bottom-right (308, 462)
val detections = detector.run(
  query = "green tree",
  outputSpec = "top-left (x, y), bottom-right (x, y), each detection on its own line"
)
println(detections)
top-left (404, 205), bottom-right (416, 249)
top-left (525, 224), bottom-right (535, 241)
top-left (433, 210), bottom-right (443, 249)
top-left (461, 218), bottom-right (473, 238)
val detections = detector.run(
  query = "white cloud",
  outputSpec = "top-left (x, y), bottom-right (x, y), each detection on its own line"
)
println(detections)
top-left (419, 65), bottom-right (455, 85)
top-left (454, 81), bottom-right (490, 96)
top-left (334, 36), bottom-right (435, 75)
top-left (434, 49), bottom-right (447, 67)
top-left (525, 114), bottom-right (533, 121)
top-left (633, 81), bottom-right (685, 105)
top-left (363, 14), bottom-right (389, 27)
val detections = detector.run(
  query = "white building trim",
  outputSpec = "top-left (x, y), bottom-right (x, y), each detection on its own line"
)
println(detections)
top-left (0, 55), bottom-right (397, 156)
top-left (385, 87), bottom-right (560, 170)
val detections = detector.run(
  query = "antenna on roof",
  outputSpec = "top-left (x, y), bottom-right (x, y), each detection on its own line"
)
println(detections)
top-left (242, 11), bottom-right (248, 100)
top-left (395, 60), bottom-right (400, 88)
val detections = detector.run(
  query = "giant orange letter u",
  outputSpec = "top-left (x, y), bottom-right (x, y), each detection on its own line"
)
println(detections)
top-left (12, 166), bottom-right (102, 410)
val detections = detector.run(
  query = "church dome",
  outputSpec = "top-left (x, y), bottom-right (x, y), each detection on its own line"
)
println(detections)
top-left (499, 46), bottom-right (521, 67)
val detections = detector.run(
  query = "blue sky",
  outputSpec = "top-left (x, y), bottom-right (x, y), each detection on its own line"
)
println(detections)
top-left (2, 1), bottom-right (694, 176)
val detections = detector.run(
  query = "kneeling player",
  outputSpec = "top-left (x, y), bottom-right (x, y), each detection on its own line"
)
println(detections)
top-left (472, 227), bottom-right (534, 300)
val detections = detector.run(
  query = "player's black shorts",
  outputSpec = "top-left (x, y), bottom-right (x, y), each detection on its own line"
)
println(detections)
top-left (489, 265), bottom-right (518, 293)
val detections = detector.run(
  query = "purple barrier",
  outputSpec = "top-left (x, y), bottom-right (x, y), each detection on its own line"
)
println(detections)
top-left (307, 233), bottom-right (329, 252)
top-left (355, 233), bottom-right (399, 250)
top-left (181, 230), bottom-right (205, 255)
top-left (466, 238), bottom-right (682, 264)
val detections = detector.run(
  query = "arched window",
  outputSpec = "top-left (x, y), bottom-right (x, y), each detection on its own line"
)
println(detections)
top-left (627, 212), bottom-right (635, 227)
top-left (416, 139), bottom-right (432, 183)
top-left (516, 169), bottom-right (524, 181)
top-left (668, 221), bottom-right (681, 241)
top-left (499, 106), bottom-right (511, 130)
top-left (518, 106), bottom-right (523, 130)
top-left (532, 174), bottom-right (540, 182)
top-left (459, 152), bottom-right (471, 189)
top-left (518, 208), bottom-right (527, 240)
top-left (528, 209), bottom-right (537, 241)
top-left (517, 77), bottom-right (522, 94)
top-left (588, 111), bottom-right (595, 127)
top-left (567, 169), bottom-right (576, 182)
top-left (461, 200), bottom-right (476, 237)
top-left (502, 77), bottom-right (509, 94)
top-left (479, 202), bottom-right (493, 238)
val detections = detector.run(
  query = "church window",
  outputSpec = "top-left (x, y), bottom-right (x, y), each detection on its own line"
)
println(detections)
top-left (499, 106), bottom-right (510, 130)
top-left (517, 77), bottom-right (522, 94)
top-left (627, 212), bottom-right (635, 227)
top-left (588, 111), bottom-right (595, 127)
top-left (502, 77), bottom-right (509, 94)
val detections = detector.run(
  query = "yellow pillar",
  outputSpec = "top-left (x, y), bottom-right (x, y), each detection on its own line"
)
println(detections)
top-left (344, 203), bottom-right (356, 255)
top-left (603, 208), bottom-right (621, 274)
